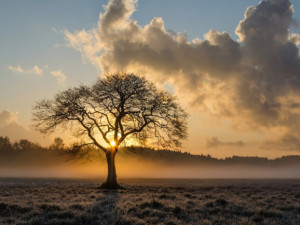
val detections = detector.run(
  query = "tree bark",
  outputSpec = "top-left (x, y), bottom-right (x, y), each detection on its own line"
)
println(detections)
top-left (100, 149), bottom-right (123, 189)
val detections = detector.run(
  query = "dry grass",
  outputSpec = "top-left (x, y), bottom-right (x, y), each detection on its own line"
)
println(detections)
top-left (0, 179), bottom-right (299, 225)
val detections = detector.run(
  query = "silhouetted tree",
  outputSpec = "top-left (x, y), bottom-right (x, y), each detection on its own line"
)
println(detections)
top-left (13, 139), bottom-right (40, 151)
top-left (33, 73), bottom-right (188, 189)
top-left (49, 137), bottom-right (65, 151)
top-left (0, 136), bottom-right (11, 151)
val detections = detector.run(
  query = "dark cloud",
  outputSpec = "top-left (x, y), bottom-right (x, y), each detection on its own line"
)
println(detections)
top-left (233, 0), bottom-right (300, 129)
top-left (261, 133), bottom-right (300, 152)
top-left (206, 137), bottom-right (244, 149)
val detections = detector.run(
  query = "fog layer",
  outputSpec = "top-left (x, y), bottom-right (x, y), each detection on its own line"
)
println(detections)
top-left (1, 147), bottom-right (299, 179)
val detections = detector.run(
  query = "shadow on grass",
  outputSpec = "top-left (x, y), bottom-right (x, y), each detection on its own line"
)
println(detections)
top-left (72, 189), bottom-right (121, 225)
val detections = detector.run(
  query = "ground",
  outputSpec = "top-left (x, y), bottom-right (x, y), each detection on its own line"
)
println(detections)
top-left (0, 179), bottom-right (299, 225)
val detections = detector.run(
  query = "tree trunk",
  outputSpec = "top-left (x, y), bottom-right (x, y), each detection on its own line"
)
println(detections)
top-left (100, 149), bottom-right (123, 189)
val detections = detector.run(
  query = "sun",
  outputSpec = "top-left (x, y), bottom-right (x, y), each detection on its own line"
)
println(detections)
top-left (110, 140), bottom-right (116, 146)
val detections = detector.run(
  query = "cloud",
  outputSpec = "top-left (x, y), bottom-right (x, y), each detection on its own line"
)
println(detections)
top-left (289, 33), bottom-right (300, 45)
top-left (50, 70), bottom-right (66, 85)
top-left (206, 137), bottom-right (244, 149)
top-left (0, 109), bottom-right (18, 125)
top-left (8, 65), bottom-right (43, 75)
top-left (64, 29), bottom-right (102, 68)
top-left (8, 65), bottom-right (24, 73)
top-left (8, 64), bottom-right (66, 86)
top-left (64, 0), bottom-right (300, 144)
top-left (0, 109), bottom-right (51, 145)
top-left (261, 133), bottom-right (300, 152)
top-left (29, 66), bottom-right (43, 75)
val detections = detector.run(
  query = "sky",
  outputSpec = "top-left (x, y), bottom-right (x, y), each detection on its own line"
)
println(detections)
top-left (1, 0), bottom-right (300, 158)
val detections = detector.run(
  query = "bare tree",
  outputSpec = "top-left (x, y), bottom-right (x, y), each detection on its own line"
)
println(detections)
top-left (33, 73), bottom-right (188, 189)
top-left (49, 137), bottom-right (65, 151)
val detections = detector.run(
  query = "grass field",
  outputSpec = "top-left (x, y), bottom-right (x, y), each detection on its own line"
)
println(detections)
top-left (0, 179), bottom-right (299, 225)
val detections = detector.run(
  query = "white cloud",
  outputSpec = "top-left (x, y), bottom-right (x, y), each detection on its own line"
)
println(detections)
top-left (8, 65), bottom-right (43, 75)
top-left (64, 29), bottom-right (102, 69)
top-left (8, 64), bottom-right (66, 86)
top-left (29, 65), bottom-right (43, 75)
top-left (50, 70), bottom-right (66, 85)
top-left (8, 65), bottom-right (24, 73)
top-left (289, 33), bottom-right (300, 45)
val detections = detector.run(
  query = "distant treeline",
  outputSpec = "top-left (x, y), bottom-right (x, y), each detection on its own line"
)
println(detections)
top-left (0, 136), bottom-right (84, 167)
top-left (0, 136), bottom-right (299, 168)
top-left (122, 146), bottom-right (300, 167)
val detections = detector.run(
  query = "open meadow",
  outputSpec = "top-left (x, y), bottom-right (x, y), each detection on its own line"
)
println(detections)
top-left (0, 178), bottom-right (299, 225)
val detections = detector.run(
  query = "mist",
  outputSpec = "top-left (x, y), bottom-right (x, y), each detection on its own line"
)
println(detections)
top-left (1, 146), bottom-right (299, 179)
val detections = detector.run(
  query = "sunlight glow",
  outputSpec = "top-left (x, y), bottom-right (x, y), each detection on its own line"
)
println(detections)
top-left (110, 140), bottom-right (116, 146)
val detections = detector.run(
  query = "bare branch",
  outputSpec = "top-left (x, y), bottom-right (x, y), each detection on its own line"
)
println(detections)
top-left (33, 73), bottom-right (188, 154)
